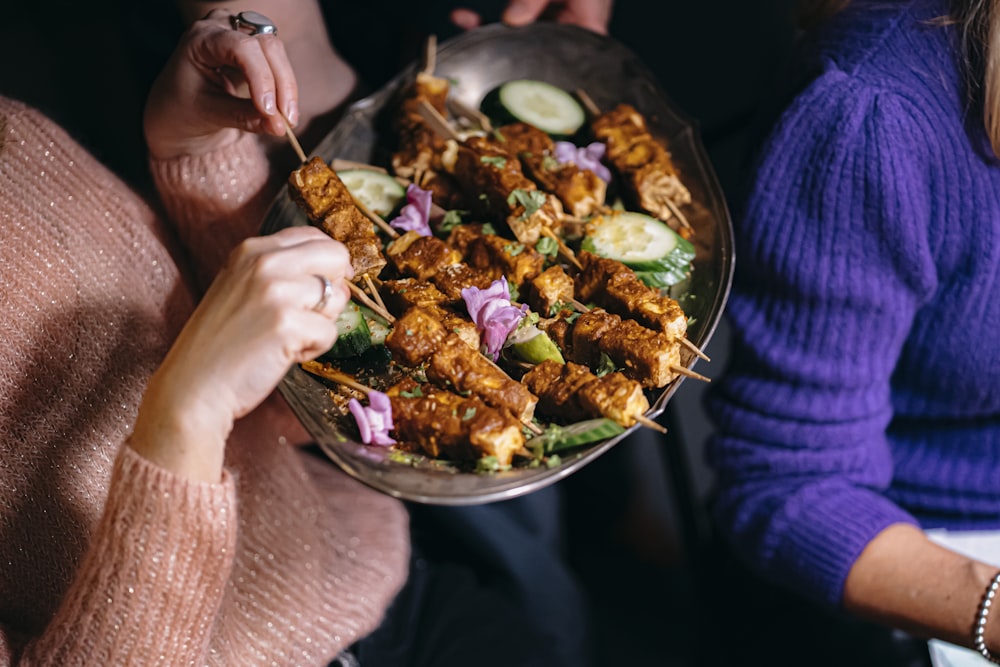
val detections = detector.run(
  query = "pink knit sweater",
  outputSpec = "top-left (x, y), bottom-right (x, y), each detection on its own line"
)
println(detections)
top-left (0, 97), bottom-right (409, 666)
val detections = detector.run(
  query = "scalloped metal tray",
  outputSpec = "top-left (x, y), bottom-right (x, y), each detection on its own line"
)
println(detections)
top-left (261, 22), bottom-right (734, 505)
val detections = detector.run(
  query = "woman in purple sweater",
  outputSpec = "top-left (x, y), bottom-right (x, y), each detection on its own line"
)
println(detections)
top-left (708, 0), bottom-right (1000, 661)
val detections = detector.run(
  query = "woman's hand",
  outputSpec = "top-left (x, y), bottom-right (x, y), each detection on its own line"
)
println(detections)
top-left (451, 0), bottom-right (613, 34)
top-left (144, 9), bottom-right (299, 160)
top-left (130, 227), bottom-right (352, 482)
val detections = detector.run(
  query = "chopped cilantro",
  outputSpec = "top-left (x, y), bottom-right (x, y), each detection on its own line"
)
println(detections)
top-left (507, 281), bottom-right (520, 301)
top-left (462, 407), bottom-right (477, 421)
top-left (542, 155), bottom-right (560, 171)
top-left (405, 329), bottom-right (414, 336)
top-left (547, 301), bottom-right (570, 316)
top-left (476, 455), bottom-right (508, 473)
top-left (447, 76), bottom-right (461, 86)
top-left (564, 311), bottom-right (581, 324)
top-left (480, 155), bottom-right (507, 169)
top-left (595, 352), bottom-right (617, 377)
top-left (535, 236), bottom-right (558, 257)
top-left (492, 128), bottom-right (507, 142)
top-left (458, 388), bottom-right (473, 397)
top-left (481, 222), bottom-right (498, 235)
top-left (502, 242), bottom-right (525, 257)
top-left (506, 188), bottom-right (546, 220)
top-left (400, 386), bottom-right (423, 398)
top-left (545, 455), bottom-right (562, 469)
top-left (478, 193), bottom-right (489, 201)
top-left (388, 450), bottom-right (420, 466)
top-left (439, 209), bottom-right (469, 232)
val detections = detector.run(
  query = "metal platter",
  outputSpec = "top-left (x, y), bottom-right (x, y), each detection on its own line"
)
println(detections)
top-left (261, 22), bottom-right (734, 505)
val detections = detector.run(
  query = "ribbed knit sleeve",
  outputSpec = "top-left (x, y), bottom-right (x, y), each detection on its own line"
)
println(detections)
top-left (17, 445), bottom-right (238, 666)
top-left (706, 72), bottom-right (940, 607)
top-left (148, 134), bottom-right (272, 291)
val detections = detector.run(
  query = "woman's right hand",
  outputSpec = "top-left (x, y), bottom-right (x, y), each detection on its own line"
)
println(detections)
top-left (130, 226), bottom-right (352, 482)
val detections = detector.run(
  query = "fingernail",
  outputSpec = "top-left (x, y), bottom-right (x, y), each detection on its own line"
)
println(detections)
top-left (503, 0), bottom-right (531, 22)
top-left (262, 92), bottom-right (276, 115)
top-left (286, 100), bottom-right (298, 126)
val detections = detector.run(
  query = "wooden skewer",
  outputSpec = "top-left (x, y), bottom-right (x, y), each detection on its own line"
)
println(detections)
top-left (540, 227), bottom-right (583, 270)
top-left (636, 414), bottom-right (668, 434)
top-left (417, 99), bottom-right (463, 142)
top-left (422, 34), bottom-right (437, 75)
top-left (569, 298), bottom-right (591, 313)
top-left (347, 281), bottom-right (396, 323)
top-left (351, 194), bottom-right (400, 239)
top-left (575, 88), bottom-right (602, 118)
top-left (281, 112), bottom-right (308, 164)
top-left (448, 97), bottom-right (493, 132)
top-left (300, 361), bottom-right (372, 395)
top-left (331, 159), bottom-right (387, 174)
top-left (662, 196), bottom-right (693, 231)
top-left (678, 336), bottom-right (710, 362)
top-left (670, 364), bottom-right (711, 383)
top-left (363, 273), bottom-right (389, 315)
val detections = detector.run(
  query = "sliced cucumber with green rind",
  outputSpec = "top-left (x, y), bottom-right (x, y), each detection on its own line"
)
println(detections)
top-left (511, 330), bottom-right (565, 365)
top-left (321, 301), bottom-right (372, 359)
top-left (546, 418), bottom-right (626, 453)
top-left (337, 169), bottom-right (406, 217)
top-left (358, 304), bottom-right (390, 346)
top-left (481, 80), bottom-right (586, 137)
top-left (582, 211), bottom-right (695, 273)
top-left (634, 267), bottom-right (690, 289)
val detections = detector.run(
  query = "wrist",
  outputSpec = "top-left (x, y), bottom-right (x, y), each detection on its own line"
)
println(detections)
top-left (974, 570), bottom-right (1000, 663)
top-left (131, 376), bottom-right (234, 483)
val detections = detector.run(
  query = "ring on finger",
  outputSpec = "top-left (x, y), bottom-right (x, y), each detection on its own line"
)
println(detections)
top-left (312, 275), bottom-right (334, 313)
top-left (230, 11), bottom-right (277, 36)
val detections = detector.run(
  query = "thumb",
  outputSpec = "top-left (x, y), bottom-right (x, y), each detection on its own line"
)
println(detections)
top-left (502, 0), bottom-right (550, 25)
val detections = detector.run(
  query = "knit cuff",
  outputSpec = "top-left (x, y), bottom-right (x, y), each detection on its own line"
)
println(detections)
top-left (770, 484), bottom-right (918, 608)
top-left (30, 445), bottom-right (238, 664)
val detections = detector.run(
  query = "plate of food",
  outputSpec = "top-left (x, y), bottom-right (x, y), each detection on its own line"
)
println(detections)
top-left (260, 22), bottom-right (734, 505)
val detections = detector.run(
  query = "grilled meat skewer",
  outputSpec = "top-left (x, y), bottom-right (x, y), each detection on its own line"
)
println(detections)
top-left (288, 157), bottom-right (387, 278)
top-left (522, 360), bottom-right (649, 427)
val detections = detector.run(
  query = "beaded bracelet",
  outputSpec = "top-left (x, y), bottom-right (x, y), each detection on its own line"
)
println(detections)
top-left (974, 571), bottom-right (1000, 664)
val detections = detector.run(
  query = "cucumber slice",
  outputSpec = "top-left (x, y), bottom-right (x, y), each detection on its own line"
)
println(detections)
top-left (321, 301), bottom-right (372, 359)
top-left (481, 80), bottom-right (586, 137)
top-left (634, 268), bottom-right (690, 289)
top-left (546, 418), bottom-right (626, 453)
top-left (337, 169), bottom-right (406, 217)
top-left (358, 304), bottom-right (391, 346)
top-left (582, 212), bottom-right (695, 273)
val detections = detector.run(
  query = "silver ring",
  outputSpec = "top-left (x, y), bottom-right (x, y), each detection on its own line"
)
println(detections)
top-left (230, 11), bottom-right (277, 36)
top-left (312, 275), bottom-right (334, 313)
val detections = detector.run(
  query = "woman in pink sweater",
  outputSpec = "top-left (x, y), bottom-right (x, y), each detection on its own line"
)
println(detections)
top-left (0, 10), bottom-right (408, 665)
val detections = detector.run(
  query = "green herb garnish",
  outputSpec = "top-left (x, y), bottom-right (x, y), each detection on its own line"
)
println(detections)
top-left (400, 386), bottom-right (423, 398)
top-left (439, 209), bottom-right (469, 232)
top-left (507, 188), bottom-right (546, 220)
top-left (480, 155), bottom-right (507, 169)
top-left (492, 128), bottom-right (506, 143)
top-left (595, 352), bottom-right (617, 377)
top-left (502, 242), bottom-right (525, 257)
top-left (462, 407), bottom-right (477, 421)
top-left (542, 155), bottom-right (560, 171)
top-left (535, 236), bottom-right (558, 257)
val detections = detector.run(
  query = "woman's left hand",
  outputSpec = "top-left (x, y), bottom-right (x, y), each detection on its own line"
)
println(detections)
top-left (144, 9), bottom-right (299, 159)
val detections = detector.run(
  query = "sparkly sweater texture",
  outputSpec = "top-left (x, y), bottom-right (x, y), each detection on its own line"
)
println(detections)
top-left (0, 98), bottom-right (409, 665)
top-left (707, 0), bottom-right (1000, 609)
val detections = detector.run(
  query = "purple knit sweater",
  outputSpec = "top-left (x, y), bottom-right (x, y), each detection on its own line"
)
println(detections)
top-left (707, 0), bottom-right (1000, 609)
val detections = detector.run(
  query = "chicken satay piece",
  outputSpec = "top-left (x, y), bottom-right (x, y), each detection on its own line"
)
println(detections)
top-left (576, 251), bottom-right (687, 339)
top-left (498, 123), bottom-right (606, 218)
top-left (385, 306), bottom-right (449, 367)
top-left (379, 278), bottom-right (449, 314)
top-left (522, 360), bottom-right (650, 427)
top-left (570, 309), bottom-right (681, 388)
top-left (442, 136), bottom-right (563, 246)
top-left (538, 311), bottom-right (576, 353)
top-left (464, 233), bottom-right (545, 289)
top-left (445, 223), bottom-right (487, 255)
top-left (591, 104), bottom-right (691, 224)
top-left (387, 378), bottom-right (525, 467)
top-left (425, 305), bottom-right (481, 352)
top-left (431, 262), bottom-right (500, 304)
top-left (288, 157), bottom-right (387, 278)
top-left (419, 171), bottom-right (469, 211)
top-left (385, 230), bottom-right (462, 281)
top-left (577, 370), bottom-right (649, 428)
top-left (426, 335), bottom-right (538, 423)
top-left (521, 359), bottom-right (594, 422)
top-left (391, 72), bottom-right (452, 180)
top-left (526, 265), bottom-right (575, 316)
